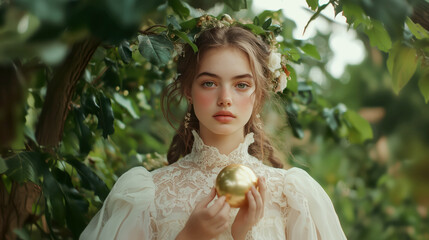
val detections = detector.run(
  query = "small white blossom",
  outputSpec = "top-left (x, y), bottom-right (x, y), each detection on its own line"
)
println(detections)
top-left (221, 14), bottom-right (233, 24)
top-left (275, 72), bottom-right (288, 93)
top-left (268, 52), bottom-right (282, 72)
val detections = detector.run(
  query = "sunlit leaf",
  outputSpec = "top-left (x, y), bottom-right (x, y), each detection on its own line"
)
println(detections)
top-left (363, 20), bottom-right (392, 52)
top-left (306, 0), bottom-right (318, 11)
top-left (387, 43), bottom-right (418, 94)
top-left (138, 34), bottom-right (173, 66)
top-left (406, 17), bottom-right (429, 40)
top-left (300, 43), bottom-right (321, 60)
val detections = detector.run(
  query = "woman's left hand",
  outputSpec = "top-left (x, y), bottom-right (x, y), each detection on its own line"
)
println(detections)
top-left (231, 176), bottom-right (266, 240)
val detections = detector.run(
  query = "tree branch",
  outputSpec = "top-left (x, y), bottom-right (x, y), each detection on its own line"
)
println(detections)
top-left (411, 0), bottom-right (429, 31)
top-left (35, 37), bottom-right (101, 147)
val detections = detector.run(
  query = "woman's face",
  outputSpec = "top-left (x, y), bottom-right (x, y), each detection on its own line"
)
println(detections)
top-left (190, 46), bottom-right (256, 140)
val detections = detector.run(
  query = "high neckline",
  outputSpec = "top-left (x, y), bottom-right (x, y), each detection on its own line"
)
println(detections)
top-left (190, 130), bottom-right (255, 169)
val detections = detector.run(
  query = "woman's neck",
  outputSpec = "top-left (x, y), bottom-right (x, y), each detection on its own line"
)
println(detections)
top-left (198, 129), bottom-right (245, 155)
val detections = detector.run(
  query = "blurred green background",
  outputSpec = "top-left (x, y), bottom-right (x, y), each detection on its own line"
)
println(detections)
top-left (1, 0), bottom-right (428, 239)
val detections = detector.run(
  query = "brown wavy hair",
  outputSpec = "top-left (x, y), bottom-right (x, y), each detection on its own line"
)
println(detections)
top-left (161, 26), bottom-right (283, 168)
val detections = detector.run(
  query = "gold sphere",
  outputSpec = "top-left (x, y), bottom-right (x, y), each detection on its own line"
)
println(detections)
top-left (215, 164), bottom-right (258, 208)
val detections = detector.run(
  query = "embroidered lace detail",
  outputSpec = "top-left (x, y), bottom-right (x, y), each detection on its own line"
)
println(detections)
top-left (190, 130), bottom-right (255, 170)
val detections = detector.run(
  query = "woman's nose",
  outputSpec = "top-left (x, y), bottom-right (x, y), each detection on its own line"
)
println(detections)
top-left (217, 87), bottom-right (232, 107)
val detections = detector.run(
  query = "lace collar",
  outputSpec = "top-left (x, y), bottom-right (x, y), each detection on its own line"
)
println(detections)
top-left (189, 130), bottom-right (255, 169)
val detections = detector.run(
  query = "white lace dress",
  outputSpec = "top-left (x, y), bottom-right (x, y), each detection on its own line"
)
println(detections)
top-left (80, 131), bottom-right (347, 240)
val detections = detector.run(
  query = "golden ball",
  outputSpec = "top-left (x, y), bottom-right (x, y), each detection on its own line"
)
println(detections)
top-left (215, 164), bottom-right (258, 208)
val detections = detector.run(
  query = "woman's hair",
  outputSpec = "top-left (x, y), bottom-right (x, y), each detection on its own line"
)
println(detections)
top-left (162, 26), bottom-right (283, 168)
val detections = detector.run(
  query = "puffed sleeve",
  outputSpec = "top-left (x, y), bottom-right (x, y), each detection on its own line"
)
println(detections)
top-left (283, 167), bottom-right (347, 240)
top-left (80, 167), bottom-right (156, 240)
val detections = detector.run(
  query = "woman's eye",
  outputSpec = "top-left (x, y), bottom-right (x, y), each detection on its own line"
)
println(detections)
top-left (236, 83), bottom-right (249, 89)
top-left (202, 82), bottom-right (215, 87)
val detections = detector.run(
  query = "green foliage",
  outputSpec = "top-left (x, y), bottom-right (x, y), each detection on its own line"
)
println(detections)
top-left (4, 152), bottom-right (45, 184)
top-left (138, 34), bottom-right (174, 66)
top-left (406, 17), bottom-right (429, 40)
top-left (168, 0), bottom-right (190, 20)
top-left (307, 0), bottom-right (429, 98)
top-left (418, 68), bottom-right (429, 103)
top-left (344, 110), bottom-right (373, 143)
top-left (67, 157), bottom-right (109, 201)
top-left (300, 43), bottom-right (321, 60)
top-left (387, 43), bottom-right (418, 94)
top-left (362, 20), bottom-right (392, 52)
top-left (223, 0), bottom-right (248, 11)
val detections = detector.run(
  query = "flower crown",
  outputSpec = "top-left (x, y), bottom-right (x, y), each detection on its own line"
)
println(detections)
top-left (177, 13), bottom-right (291, 93)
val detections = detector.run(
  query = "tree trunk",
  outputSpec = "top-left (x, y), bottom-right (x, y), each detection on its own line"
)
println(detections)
top-left (411, 0), bottom-right (429, 31)
top-left (0, 65), bottom-right (24, 149)
top-left (36, 37), bottom-right (101, 146)
top-left (0, 37), bottom-right (100, 240)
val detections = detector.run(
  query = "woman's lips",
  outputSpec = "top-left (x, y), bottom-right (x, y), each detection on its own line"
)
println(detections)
top-left (213, 111), bottom-right (235, 123)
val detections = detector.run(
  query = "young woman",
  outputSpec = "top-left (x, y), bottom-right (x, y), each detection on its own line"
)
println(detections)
top-left (80, 26), bottom-right (347, 240)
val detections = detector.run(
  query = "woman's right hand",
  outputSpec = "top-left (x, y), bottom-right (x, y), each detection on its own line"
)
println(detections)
top-left (176, 188), bottom-right (231, 240)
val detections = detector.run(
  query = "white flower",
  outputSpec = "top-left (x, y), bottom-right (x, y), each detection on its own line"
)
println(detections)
top-left (275, 72), bottom-right (288, 93)
top-left (268, 52), bottom-right (281, 72)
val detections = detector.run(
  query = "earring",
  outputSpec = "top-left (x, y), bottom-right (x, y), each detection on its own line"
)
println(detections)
top-left (184, 112), bottom-right (191, 129)
top-left (256, 114), bottom-right (262, 129)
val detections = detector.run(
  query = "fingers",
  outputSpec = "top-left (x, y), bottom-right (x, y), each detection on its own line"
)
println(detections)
top-left (252, 186), bottom-right (263, 219)
top-left (207, 195), bottom-right (226, 217)
top-left (213, 201), bottom-right (231, 229)
top-left (247, 188), bottom-right (257, 219)
top-left (196, 187), bottom-right (216, 209)
top-left (246, 176), bottom-right (266, 222)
